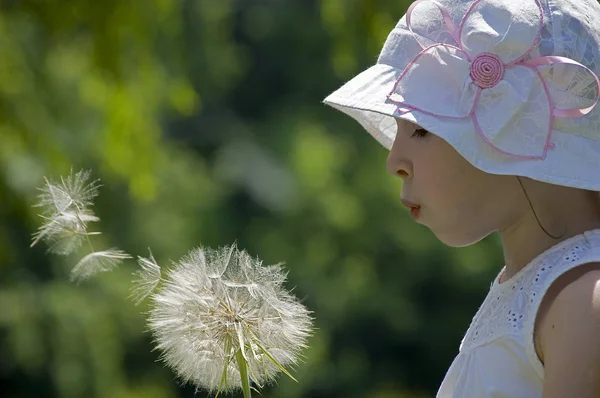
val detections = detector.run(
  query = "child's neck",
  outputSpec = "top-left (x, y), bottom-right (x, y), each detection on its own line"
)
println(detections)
top-left (499, 191), bottom-right (600, 283)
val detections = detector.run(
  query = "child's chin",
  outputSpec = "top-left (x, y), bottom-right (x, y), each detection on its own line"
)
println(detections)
top-left (432, 228), bottom-right (489, 248)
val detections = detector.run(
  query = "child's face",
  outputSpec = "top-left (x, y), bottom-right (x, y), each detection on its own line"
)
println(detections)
top-left (387, 119), bottom-right (523, 247)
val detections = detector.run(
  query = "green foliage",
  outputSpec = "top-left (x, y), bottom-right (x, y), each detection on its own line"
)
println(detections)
top-left (0, 1), bottom-right (504, 397)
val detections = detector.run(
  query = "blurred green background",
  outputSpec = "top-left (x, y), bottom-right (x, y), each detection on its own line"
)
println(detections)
top-left (0, 0), bottom-right (505, 397)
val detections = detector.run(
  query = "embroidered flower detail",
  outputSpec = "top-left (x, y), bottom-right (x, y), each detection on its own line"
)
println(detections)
top-left (470, 53), bottom-right (504, 89)
top-left (387, 0), bottom-right (600, 159)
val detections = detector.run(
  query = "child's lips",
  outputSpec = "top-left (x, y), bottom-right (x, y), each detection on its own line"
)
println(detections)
top-left (401, 199), bottom-right (421, 209)
top-left (410, 206), bottom-right (420, 219)
top-left (401, 199), bottom-right (421, 220)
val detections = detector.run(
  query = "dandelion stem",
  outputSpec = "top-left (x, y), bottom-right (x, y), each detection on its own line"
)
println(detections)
top-left (73, 201), bottom-right (96, 254)
top-left (235, 349), bottom-right (252, 398)
top-left (84, 234), bottom-right (95, 255)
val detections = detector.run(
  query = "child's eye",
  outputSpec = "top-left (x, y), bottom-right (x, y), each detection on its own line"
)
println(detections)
top-left (410, 128), bottom-right (429, 138)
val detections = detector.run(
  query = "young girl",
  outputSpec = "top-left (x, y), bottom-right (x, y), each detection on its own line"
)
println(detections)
top-left (324, 0), bottom-right (600, 396)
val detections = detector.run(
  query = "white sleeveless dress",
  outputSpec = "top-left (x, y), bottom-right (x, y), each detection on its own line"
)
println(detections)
top-left (437, 229), bottom-right (600, 398)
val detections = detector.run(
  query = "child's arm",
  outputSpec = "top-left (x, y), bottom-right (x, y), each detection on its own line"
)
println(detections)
top-left (539, 266), bottom-right (600, 398)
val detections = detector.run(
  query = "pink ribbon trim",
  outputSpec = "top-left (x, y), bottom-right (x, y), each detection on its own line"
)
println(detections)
top-left (387, 43), bottom-right (477, 119)
top-left (406, 0), bottom-right (461, 49)
top-left (522, 56), bottom-right (600, 118)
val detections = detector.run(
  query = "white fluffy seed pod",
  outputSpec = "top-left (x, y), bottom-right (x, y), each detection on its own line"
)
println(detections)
top-left (143, 244), bottom-right (312, 394)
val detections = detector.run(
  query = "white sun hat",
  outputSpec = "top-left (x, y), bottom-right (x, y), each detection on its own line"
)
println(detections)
top-left (323, 0), bottom-right (600, 190)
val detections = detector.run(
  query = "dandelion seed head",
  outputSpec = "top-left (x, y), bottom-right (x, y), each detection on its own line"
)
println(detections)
top-left (147, 244), bottom-right (312, 393)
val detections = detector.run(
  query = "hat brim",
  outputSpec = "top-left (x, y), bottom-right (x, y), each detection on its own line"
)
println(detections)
top-left (323, 63), bottom-right (600, 191)
top-left (323, 64), bottom-right (403, 150)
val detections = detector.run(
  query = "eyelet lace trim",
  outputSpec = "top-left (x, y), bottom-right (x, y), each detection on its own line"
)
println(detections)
top-left (459, 230), bottom-right (600, 353)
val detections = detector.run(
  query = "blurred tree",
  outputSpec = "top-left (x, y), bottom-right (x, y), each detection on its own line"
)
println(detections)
top-left (0, 1), bottom-right (504, 398)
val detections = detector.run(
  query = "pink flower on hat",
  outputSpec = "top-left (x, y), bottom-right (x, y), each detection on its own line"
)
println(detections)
top-left (387, 0), bottom-right (600, 159)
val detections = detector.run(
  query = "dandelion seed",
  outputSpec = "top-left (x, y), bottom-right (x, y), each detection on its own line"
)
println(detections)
top-left (34, 169), bottom-right (101, 216)
top-left (70, 248), bottom-right (132, 283)
top-left (146, 243), bottom-right (312, 395)
top-left (31, 169), bottom-right (101, 254)
top-left (130, 249), bottom-right (162, 306)
top-left (31, 211), bottom-right (100, 254)
top-left (31, 169), bottom-right (132, 282)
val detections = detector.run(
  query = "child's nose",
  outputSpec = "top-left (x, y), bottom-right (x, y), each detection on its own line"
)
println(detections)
top-left (386, 151), bottom-right (412, 179)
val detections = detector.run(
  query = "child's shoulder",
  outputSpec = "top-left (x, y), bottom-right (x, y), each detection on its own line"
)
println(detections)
top-left (535, 262), bottom-right (600, 396)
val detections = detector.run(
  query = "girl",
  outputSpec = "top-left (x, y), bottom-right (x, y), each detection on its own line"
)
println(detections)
top-left (324, 0), bottom-right (600, 397)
